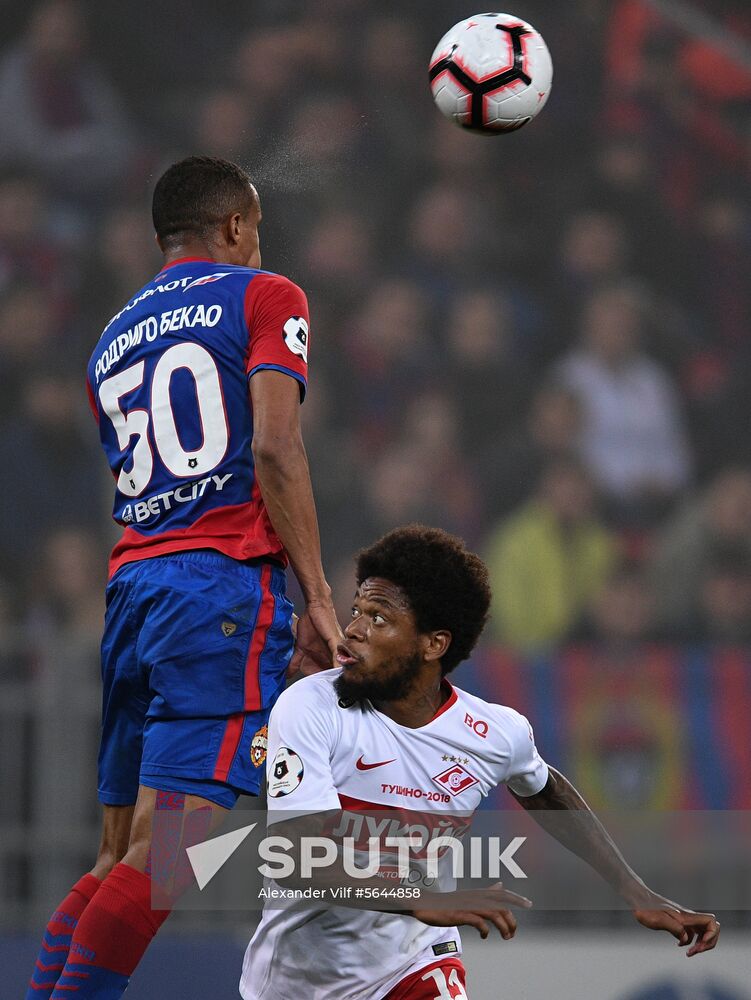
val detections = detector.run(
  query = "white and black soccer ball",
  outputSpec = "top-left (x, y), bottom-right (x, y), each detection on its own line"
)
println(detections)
top-left (429, 12), bottom-right (552, 134)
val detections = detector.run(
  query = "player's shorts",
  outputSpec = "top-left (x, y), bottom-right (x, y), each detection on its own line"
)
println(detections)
top-left (98, 549), bottom-right (293, 809)
top-left (383, 958), bottom-right (467, 1000)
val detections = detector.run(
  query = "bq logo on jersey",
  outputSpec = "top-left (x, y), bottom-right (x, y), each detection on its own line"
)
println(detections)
top-left (268, 747), bottom-right (304, 797)
top-left (251, 726), bottom-right (268, 768)
top-left (432, 764), bottom-right (479, 797)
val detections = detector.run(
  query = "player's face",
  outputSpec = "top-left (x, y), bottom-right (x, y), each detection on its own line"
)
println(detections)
top-left (335, 578), bottom-right (425, 703)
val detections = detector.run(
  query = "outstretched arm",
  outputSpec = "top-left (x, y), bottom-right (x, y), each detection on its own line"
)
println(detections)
top-left (250, 370), bottom-right (342, 674)
top-left (511, 767), bottom-right (720, 956)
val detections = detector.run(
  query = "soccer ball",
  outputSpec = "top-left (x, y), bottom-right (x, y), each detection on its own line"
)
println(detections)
top-left (429, 12), bottom-right (552, 134)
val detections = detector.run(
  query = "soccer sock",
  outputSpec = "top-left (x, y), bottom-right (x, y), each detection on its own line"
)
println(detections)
top-left (48, 863), bottom-right (170, 999)
top-left (26, 874), bottom-right (102, 998)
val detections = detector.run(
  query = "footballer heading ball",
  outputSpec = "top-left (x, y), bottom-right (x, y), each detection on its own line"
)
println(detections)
top-left (429, 12), bottom-right (552, 133)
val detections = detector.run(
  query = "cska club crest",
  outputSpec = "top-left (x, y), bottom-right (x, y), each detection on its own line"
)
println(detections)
top-left (250, 725), bottom-right (268, 768)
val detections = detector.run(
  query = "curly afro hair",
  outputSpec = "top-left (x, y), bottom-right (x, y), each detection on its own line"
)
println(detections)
top-left (356, 524), bottom-right (491, 675)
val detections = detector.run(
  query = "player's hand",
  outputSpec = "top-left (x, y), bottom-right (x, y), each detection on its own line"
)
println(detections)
top-left (413, 883), bottom-right (532, 941)
top-left (288, 600), bottom-right (343, 677)
top-left (631, 891), bottom-right (720, 956)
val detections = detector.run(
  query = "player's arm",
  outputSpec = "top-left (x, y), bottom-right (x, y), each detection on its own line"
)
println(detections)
top-left (245, 271), bottom-right (342, 674)
top-left (269, 809), bottom-right (530, 936)
top-left (250, 368), bottom-right (340, 673)
top-left (510, 767), bottom-right (720, 955)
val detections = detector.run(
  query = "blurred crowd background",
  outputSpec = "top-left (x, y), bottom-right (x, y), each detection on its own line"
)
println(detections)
top-left (1, 0), bottom-right (750, 933)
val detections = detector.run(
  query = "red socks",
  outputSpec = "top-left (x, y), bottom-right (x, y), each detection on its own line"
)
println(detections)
top-left (26, 874), bottom-right (101, 998)
top-left (46, 864), bottom-right (171, 998)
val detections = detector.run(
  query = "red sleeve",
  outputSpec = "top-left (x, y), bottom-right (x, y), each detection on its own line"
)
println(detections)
top-left (244, 272), bottom-right (309, 400)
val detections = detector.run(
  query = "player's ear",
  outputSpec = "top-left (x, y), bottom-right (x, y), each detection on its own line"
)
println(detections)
top-left (423, 630), bottom-right (451, 663)
top-left (223, 212), bottom-right (243, 247)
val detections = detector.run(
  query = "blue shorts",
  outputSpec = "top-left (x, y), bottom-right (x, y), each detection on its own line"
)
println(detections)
top-left (98, 549), bottom-right (293, 809)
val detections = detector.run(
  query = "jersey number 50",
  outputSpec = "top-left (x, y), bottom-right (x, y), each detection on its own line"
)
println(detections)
top-left (98, 342), bottom-right (229, 497)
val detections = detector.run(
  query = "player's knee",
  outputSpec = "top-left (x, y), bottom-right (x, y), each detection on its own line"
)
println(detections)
top-left (90, 846), bottom-right (124, 881)
top-left (121, 833), bottom-right (152, 875)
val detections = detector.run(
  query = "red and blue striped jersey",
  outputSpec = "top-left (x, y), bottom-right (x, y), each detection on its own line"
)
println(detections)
top-left (86, 257), bottom-right (310, 577)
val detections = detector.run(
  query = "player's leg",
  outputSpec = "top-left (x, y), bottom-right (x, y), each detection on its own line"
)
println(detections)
top-left (48, 553), bottom-right (292, 997)
top-left (25, 568), bottom-right (143, 1000)
top-left (24, 806), bottom-right (133, 1000)
top-left (49, 783), bottom-right (227, 999)
top-left (383, 958), bottom-right (469, 1000)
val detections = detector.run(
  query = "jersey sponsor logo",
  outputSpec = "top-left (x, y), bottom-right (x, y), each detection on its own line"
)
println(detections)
top-left (268, 747), bottom-right (304, 797)
top-left (356, 755), bottom-right (396, 771)
top-left (379, 784), bottom-right (451, 803)
top-left (183, 271), bottom-right (232, 290)
top-left (332, 809), bottom-right (467, 854)
top-left (463, 712), bottom-right (489, 738)
top-left (282, 316), bottom-right (309, 362)
top-left (251, 725), bottom-right (268, 768)
top-left (432, 765), bottom-right (479, 797)
top-left (118, 472), bottom-right (233, 524)
top-left (102, 271), bottom-right (228, 334)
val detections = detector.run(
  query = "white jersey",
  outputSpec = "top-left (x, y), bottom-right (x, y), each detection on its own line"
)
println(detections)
top-left (240, 670), bottom-right (548, 1000)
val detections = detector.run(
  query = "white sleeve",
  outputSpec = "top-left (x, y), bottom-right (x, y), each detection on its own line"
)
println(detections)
top-left (502, 709), bottom-right (549, 797)
top-left (265, 677), bottom-right (341, 822)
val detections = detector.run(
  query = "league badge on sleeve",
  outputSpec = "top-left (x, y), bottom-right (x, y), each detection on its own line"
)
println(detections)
top-left (282, 316), bottom-right (309, 362)
top-left (268, 747), bottom-right (304, 797)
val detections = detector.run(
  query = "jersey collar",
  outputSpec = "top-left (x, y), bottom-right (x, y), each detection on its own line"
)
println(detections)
top-left (430, 679), bottom-right (458, 723)
top-left (157, 256), bottom-right (215, 274)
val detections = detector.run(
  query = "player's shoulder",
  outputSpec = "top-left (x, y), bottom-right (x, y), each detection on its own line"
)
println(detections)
top-left (273, 669), bottom-right (342, 712)
top-left (452, 684), bottom-right (533, 742)
top-left (244, 268), bottom-right (307, 298)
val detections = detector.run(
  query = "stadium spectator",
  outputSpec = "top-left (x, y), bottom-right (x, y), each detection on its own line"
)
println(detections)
top-left (24, 527), bottom-right (105, 644)
top-left (79, 203), bottom-right (161, 336)
top-left (443, 287), bottom-right (532, 457)
top-left (362, 432), bottom-right (480, 547)
top-left (557, 280), bottom-right (692, 524)
top-left (405, 182), bottom-right (494, 297)
top-left (0, 0), bottom-right (135, 206)
top-left (577, 563), bottom-right (657, 649)
top-left (693, 551), bottom-right (751, 645)
top-left (648, 467), bottom-right (751, 633)
top-left (0, 283), bottom-right (63, 420)
top-left (0, 370), bottom-right (104, 578)
top-left (343, 278), bottom-right (434, 448)
top-left (551, 209), bottom-right (631, 341)
top-left (401, 388), bottom-right (483, 540)
top-left (485, 458), bottom-right (617, 651)
top-left (483, 382), bottom-right (582, 517)
top-left (301, 209), bottom-right (374, 309)
top-left (0, 167), bottom-right (73, 301)
top-left (190, 88), bottom-right (261, 165)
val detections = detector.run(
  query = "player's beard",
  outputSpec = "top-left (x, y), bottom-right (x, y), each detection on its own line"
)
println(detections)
top-left (335, 651), bottom-right (423, 706)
